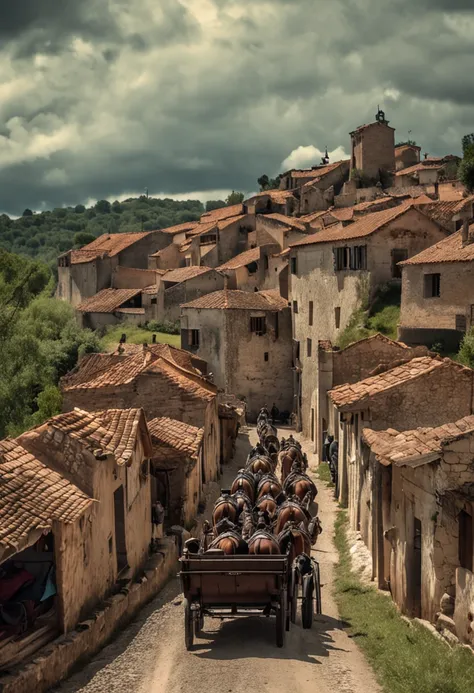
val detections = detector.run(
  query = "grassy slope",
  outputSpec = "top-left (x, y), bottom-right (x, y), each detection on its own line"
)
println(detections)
top-left (333, 511), bottom-right (474, 693)
top-left (338, 283), bottom-right (401, 350)
top-left (101, 325), bottom-right (181, 351)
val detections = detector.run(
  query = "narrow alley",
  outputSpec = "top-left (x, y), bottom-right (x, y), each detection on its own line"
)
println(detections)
top-left (57, 426), bottom-right (381, 693)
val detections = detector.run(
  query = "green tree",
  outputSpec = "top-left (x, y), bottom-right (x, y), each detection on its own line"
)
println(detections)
top-left (74, 204), bottom-right (86, 214)
top-left (457, 328), bottom-right (474, 368)
top-left (22, 208), bottom-right (33, 216)
top-left (205, 200), bottom-right (226, 212)
top-left (74, 231), bottom-right (96, 247)
top-left (258, 174), bottom-right (282, 191)
top-left (225, 191), bottom-right (244, 206)
top-left (95, 199), bottom-right (111, 214)
top-left (459, 133), bottom-right (474, 193)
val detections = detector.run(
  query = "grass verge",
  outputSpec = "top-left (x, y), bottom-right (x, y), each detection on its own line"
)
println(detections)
top-left (333, 511), bottom-right (474, 693)
top-left (315, 462), bottom-right (334, 487)
top-left (101, 324), bottom-right (181, 351)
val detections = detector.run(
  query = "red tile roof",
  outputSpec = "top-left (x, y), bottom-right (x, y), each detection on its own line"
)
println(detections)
top-left (290, 161), bottom-right (346, 181)
top-left (363, 415), bottom-right (474, 467)
top-left (163, 266), bottom-right (214, 283)
top-left (218, 215), bottom-right (248, 230)
top-left (400, 230), bottom-right (474, 265)
top-left (159, 221), bottom-right (200, 235)
top-left (0, 439), bottom-right (94, 554)
top-left (111, 343), bottom-right (203, 373)
top-left (71, 249), bottom-right (104, 265)
top-left (218, 247), bottom-right (260, 270)
top-left (78, 232), bottom-right (150, 258)
top-left (263, 213), bottom-right (306, 232)
top-left (338, 332), bottom-right (412, 354)
top-left (148, 417), bottom-right (203, 459)
top-left (394, 162), bottom-right (443, 177)
top-left (329, 356), bottom-right (457, 410)
top-left (77, 288), bottom-right (142, 313)
top-left (201, 204), bottom-right (244, 222)
top-left (181, 289), bottom-right (288, 311)
top-left (248, 189), bottom-right (296, 204)
top-left (290, 202), bottom-right (416, 247)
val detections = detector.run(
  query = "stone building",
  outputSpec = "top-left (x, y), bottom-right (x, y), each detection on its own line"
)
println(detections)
top-left (350, 110), bottom-right (395, 180)
top-left (147, 417), bottom-right (204, 529)
top-left (393, 162), bottom-right (445, 188)
top-left (289, 202), bottom-right (447, 438)
top-left (362, 416), bottom-right (474, 627)
top-left (395, 143), bottom-right (421, 171)
top-left (181, 214), bottom-right (255, 269)
top-left (399, 226), bottom-right (474, 350)
top-left (57, 231), bottom-right (174, 307)
top-left (312, 334), bottom-right (428, 457)
top-left (156, 266), bottom-right (226, 323)
top-left (255, 214), bottom-right (308, 249)
top-left (245, 189), bottom-right (297, 216)
top-left (60, 347), bottom-right (220, 487)
top-left (181, 289), bottom-right (293, 420)
top-left (327, 356), bottom-right (474, 517)
top-left (76, 287), bottom-right (149, 329)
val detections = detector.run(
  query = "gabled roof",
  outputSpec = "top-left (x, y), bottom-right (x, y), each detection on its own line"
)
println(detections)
top-left (159, 221), bottom-right (200, 235)
top-left (262, 213), bottom-right (306, 232)
top-left (110, 343), bottom-right (205, 373)
top-left (394, 162), bottom-right (443, 177)
top-left (362, 415), bottom-right (474, 467)
top-left (329, 356), bottom-right (459, 410)
top-left (0, 438), bottom-right (94, 556)
top-left (395, 144), bottom-right (422, 152)
top-left (77, 232), bottom-right (150, 258)
top-left (247, 189), bottom-right (296, 204)
top-left (336, 332), bottom-right (412, 354)
top-left (71, 249), bottom-right (104, 265)
top-left (289, 161), bottom-right (346, 181)
top-left (77, 288), bottom-right (142, 313)
top-left (400, 229), bottom-right (474, 265)
top-left (351, 120), bottom-right (395, 134)
top-left (290, 201), bottom-right (421, 247)
top-left (163, 266), bottom-right (214, 283)
top-left (218, 247), bottom-right (260, 271)
top-left (218, 215), bottom-right (248, 230)
top-left (201, 204), bottom-right (244, 222)
top-left (148, 417), bottom-right (203, 459)
top-left (414, 196), bottom-right (474, 229)
top-left (181, 289), bottom-right (288, 311)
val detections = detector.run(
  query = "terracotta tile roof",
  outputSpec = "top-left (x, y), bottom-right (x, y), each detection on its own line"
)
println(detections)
top-left (163, 266), bottom-right (214, 283)
top-left (394, 162), bottom-right (443, 177)
top-left (201, 204), bottom-right (244, 222)
top-left (108, 343), bottom-right (205, 373)
top-left (70, 249), bottom-right (103, 265)
top-left (77, 288), bottom-right (142, 313)
top-left (79, 232), bottom-right (150, 257)
top-left (248, 189), bottom-right (296, 204)
top-left (142, 284), bottom-right (158, 295)
top-left (289, 202), bottom-right (415, 247)
top-left (60, 353), bottom-right (124, 389)
top-left (400, 230), bottom-right (474, 265)
top-left (263, 214), bottom-right (306, 232)
top-left (299, 210), bottom-right (328, 224)
top-left (338, 332), bottom-right (411, 354)
top-left (218, 247), bottom-right (260, 270)
top-left (62, 351), bottom-right (217, 402)
top-left (218, 215), bottom-right (248, 230)
top-left (328, 207), bottom-right (354, 222)
top-left (414, 196), bottom-right (474, 229)
top-left (362, 415), bottom-right (474, 467)
top-left (329, 356), bottom-right (450, 410)
top-left (181, 288), bottom-right (288, 311)
top-left (351, 121), bottom-right (395, 134)
top-left (148, 417), bottom-right (203, 459)
top-left (291, 161), bottom-right (346, 181)
top-left (159, 221), bottom-right (200, 235)
top-left (395, 144), bottom-right (421, 151)
top-left (353, 197), bottom-right (396, 212)
top-left (33, 407), bottom-right (151, 465)
top-left (0, 439), bottom-right (94, 554)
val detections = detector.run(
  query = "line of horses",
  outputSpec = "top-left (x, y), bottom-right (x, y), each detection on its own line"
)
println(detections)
top-left (186, 408), bottom-right (323, 627)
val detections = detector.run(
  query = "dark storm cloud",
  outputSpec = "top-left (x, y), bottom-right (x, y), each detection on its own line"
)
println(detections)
top-left (0, 0), bottom-right (473, 214)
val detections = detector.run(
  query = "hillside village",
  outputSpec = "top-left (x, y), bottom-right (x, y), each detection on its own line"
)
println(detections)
top-left (2, 108), bottom-right (474, 691)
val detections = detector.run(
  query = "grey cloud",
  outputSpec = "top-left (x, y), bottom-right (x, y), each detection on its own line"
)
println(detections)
top-left (0, 0), bottom-right (472, 215)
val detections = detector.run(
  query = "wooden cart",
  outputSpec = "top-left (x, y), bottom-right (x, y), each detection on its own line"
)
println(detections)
top-left (179, 552), bottom-right (288, 650)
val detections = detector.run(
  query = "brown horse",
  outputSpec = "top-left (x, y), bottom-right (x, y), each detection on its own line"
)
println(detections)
top-left (231, 469), bottom-right (256, 503)
top-left (232, 490), bottom-right (253, 516)
top-left (212, 494), bottom-right (239, 528)
top-left (248, 530), bottom-right (281, 555)
top-left (283, 472), bottom-right (317, 503)
top-left (246, 455), bottom-right (274, 476)
top-left (240, 509), bottom-right (255, 541)
top-left (277, 521), bottom-right (312, 564)
top-left (255, 493), bottom-right (278, 519)
top-left (279, 446), bottom-right (304, 483)
top-left (275, 497), bottom-right (312, 534)
top-left (256, 473), bottom-right (284, 502)
top-left (208, 530), bottom-right (249, 555)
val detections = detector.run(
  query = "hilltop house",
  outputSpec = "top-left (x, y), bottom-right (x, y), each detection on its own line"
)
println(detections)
top-left (399, 225), bottom-right (474, 350)
top-left (156, 266), bottom-right (226, 323)
top-left (395, 144), bottom-right (421, 172)
top-left (350, 110), bottom-right (395, 180)
top-left (289, 202), bottom-right (447, 438)
top-left (60, 347), bottom-right (220, 487)
top-left (181, 289), bottom-right (292, 420)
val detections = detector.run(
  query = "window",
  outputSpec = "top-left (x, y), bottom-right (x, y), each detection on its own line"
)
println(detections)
top-left (424, 273), bottom-right (441, 298)
top-left (264, 255), bottom-right (269, 270)
top-left (308, 301), bottom-right (313, 326)
top-left (391, 248), bottom-right (408, 279)
top-left (335, 307), bottom-right (341, 329)
top-left (185, 256), bottom-right (192, 267)
top-left (334, 245), bottom-right (367, 271)
top-left (264, 352), bottom-right (269, 362)
top-left (151, 297), bottom-right (157, 305)
top-left (250, 316), bottom-right (266, 335)
top-left (293, 300), bottom-right (298, 314)
top-left (307, 338), bottom-right (312, 357)
top-left (293, 339), bottom-right (300, 363)
top-left (189, 329), bottom-right (200, 347)
top-left (290, 256), bottom-right (297, 275)
top-left (456, 314), bottom-right (467, 332)
top-left (459, 510), bottom-right (473, 570)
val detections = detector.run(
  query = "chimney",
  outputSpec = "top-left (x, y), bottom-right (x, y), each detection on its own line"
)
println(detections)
top-left (424, 153), bottom-right (429, 160)
top-left (462, 219), bottom-right (470, 246)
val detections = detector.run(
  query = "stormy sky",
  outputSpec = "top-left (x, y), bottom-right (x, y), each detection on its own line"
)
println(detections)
top-left (0, 0), bottom-right (473, 214)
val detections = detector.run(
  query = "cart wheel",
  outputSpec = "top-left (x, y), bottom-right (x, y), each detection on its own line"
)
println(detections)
top-left (184, 598), bottom-right (194, 650)
top-left (290, 570), bottom-right (298, 624)
top-left (301, 576), bottom-right (313, 629)
top-left (276, 592), bottom-right (286, 647)
top-left (314, 561), bottom-right (322, 615)
top-left (195, 611), bottom-right (204, 635)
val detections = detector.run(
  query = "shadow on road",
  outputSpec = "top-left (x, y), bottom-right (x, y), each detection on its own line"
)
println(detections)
top-left (191, 613), bottom-right (349, 664)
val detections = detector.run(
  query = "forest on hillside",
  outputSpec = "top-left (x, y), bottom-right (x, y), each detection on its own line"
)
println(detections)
top-left (0, 193), bottom-right (243, 273)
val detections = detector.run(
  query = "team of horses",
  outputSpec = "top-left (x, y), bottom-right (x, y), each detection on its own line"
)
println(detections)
top-left (193, 407), bottom-right (322, 566)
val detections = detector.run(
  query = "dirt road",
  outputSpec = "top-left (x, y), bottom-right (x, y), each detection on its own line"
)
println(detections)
top-left (58, 427), bottom-right (381, 693)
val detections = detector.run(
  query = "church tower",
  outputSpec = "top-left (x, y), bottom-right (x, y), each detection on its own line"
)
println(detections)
top-left (350, 108), bottom-right (396, 180)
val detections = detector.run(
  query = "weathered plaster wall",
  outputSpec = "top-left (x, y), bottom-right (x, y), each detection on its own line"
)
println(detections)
top-left (112, 266), bottom-right (158, 289)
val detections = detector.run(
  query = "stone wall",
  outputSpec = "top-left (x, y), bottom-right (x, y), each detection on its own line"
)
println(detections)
top-left (112, 266), bottom-right (158, 289)
top-left (162, 271), bottom-right (225, 322)
top-left (352, 122), bottom-right (395, 179)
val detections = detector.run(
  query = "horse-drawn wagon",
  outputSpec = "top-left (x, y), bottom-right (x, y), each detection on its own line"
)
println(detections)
top-left (179, 553), bottom-right (288, 649)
